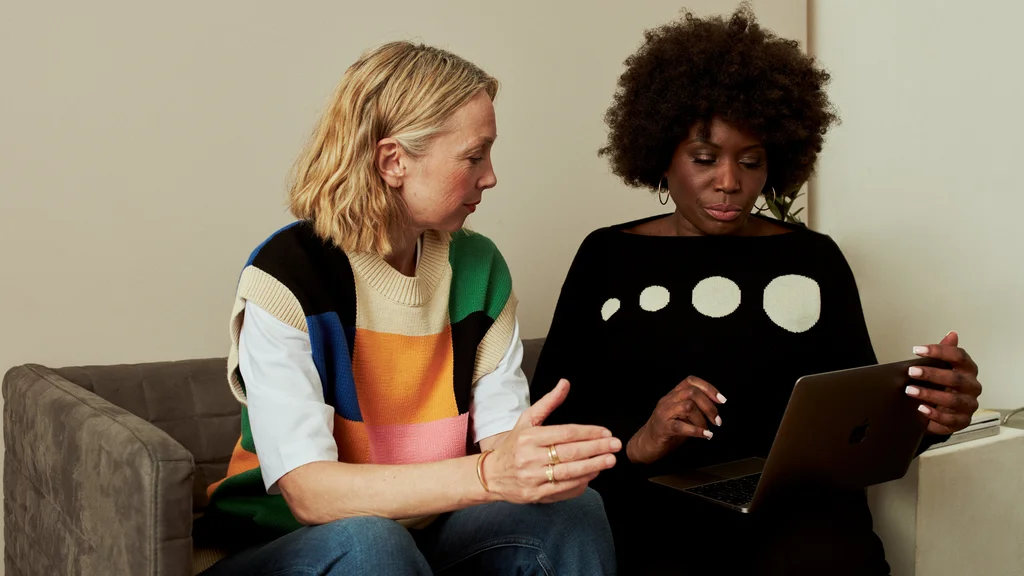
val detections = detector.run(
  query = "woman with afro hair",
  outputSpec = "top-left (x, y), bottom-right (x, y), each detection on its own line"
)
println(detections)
top-left (530, 6), bottom-right (983, 574)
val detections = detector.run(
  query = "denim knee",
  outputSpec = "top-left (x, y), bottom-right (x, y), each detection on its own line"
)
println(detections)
top-left (202, 516), bottom-right (432, 576)
top-left (317, 516), bottom-right (431, 574)
top-left (548, 488), bottom-right (609, 531)
top-left (540, 488), bottom-right (617, 572)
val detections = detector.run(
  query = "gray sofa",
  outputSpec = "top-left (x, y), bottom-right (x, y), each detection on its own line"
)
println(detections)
top-left (2, 339), bottom-right (547, 576)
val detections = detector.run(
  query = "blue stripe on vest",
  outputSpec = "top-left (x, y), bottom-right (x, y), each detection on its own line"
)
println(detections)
top-left (306, 311), bottom-right (361, 422)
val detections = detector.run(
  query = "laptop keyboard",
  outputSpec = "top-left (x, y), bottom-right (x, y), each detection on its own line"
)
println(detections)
top-left (685, 473), bottom-right (762, 507)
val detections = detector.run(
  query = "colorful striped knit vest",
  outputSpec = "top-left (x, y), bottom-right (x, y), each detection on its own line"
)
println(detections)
top-left (203, 222), bottom-right (516, 541)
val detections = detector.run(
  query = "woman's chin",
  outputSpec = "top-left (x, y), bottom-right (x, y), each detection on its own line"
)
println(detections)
top-left (439, 217), bottom-right (471, 233)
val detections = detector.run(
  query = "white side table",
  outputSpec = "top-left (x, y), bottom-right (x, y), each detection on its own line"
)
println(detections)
top-left (867, 427), bottom-right (1024, 576)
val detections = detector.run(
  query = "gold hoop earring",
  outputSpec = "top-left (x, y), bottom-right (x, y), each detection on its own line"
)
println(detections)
top-left (657, 178), bottom-right (669, 205)
top-left (755, 187), bottom-right (778, 212)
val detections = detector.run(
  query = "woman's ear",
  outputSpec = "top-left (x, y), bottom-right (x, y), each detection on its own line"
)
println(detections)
top-left (376, 138), bottom-right (404, 188)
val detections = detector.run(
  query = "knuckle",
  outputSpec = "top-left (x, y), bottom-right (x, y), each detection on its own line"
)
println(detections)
top-left (681, 400), bottom-right (695, 412)
top-left (942, 412), bottom-right (963, 426)
top-left (953, 394), bottom-right (968, 410)
top-left (558, 445), bottom-right (577, 461)
top-left (954, 371), bottom-right (966, 387)
top-left (956, 348), bottom-right (968, 364)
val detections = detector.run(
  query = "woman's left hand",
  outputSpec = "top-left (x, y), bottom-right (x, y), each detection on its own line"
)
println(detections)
top-left (905, 331), bottom-right (983, 435)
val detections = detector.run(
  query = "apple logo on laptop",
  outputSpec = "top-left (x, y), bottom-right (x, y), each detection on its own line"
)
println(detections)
top-left (848, 419), bottom-right (870, 444)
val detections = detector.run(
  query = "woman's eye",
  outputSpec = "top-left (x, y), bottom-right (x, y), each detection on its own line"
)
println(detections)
top-left (468, 157), bottom-right (484, 165)
top-left (692, 156), bottom-right (715, 165)
top-left (741, 159), bottom-right (765, 169)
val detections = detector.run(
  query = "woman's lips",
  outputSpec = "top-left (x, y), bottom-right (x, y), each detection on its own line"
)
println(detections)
top-left (704, 203), bottom-right (742, 222)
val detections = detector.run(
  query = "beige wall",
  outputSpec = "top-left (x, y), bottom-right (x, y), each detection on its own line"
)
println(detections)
top-left (0, 0), bottom-right (803, 373)
top-left (809, 0), bottom-right (1023, 410)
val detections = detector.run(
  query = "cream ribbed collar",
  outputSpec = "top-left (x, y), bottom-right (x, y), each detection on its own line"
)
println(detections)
top-left (347, 230), bottom-right (449, 307)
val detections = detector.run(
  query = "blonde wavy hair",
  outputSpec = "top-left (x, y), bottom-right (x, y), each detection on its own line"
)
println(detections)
top-left (288, 41), bottom-right (499, 256)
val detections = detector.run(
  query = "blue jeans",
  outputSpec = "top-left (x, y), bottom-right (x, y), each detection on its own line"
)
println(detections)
top-left (202, 488), bottom-right (615, 575)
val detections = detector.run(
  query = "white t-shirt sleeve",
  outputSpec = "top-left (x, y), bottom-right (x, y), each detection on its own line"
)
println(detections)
top-left (469, 317), bottom-right (531, 444)
top-left (239, 301), bottom-right (338, 494)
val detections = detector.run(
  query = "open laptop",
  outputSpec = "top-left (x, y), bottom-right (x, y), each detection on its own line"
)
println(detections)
top-left (649, 356), bottom-right (950, 513)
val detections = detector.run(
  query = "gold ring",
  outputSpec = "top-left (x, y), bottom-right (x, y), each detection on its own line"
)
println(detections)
top-left (545, 464), bottom-right (555, 483)
top-left (547, 444), bottom-right (560, 465)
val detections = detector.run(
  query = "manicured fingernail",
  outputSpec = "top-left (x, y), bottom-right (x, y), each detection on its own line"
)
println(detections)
top-left (703, 430), bottom-right (714, 439)
top-left (714, 416), bottom-right (722, 426)
top-left (908, 367), bottom-right (923, 377)
top-left (906, 386), bottom-right (921, 397)
top-left (610, 438), bottom-right (622, 450)
top-left (716, 393), bottom-right (727, 403)
top-left (913, 346), bottom-right (928, 355)
top-left (918, 404), bottom-right (932, 415)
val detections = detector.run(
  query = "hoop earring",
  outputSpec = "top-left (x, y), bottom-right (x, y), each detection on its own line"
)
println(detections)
top-left (657, 178), bottom-right (669, 205)
top-left (755, 187), bottom-right (778, 212)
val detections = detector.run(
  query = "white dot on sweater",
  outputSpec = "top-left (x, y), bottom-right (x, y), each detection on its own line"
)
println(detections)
top-left (692, 276), bottom-right (741, 318)
top-left (639, 286), bottom-right (670, 312)
top-left (601, 298), bottom-right (621, 321)
top-left (763, 275), bottom-right (821, 333)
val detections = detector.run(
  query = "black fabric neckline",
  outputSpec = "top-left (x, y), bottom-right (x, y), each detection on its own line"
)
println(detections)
top-left (609, 212), bottom-right (810, 241)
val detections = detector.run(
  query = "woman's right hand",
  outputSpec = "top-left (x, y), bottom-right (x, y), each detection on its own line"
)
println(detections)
top-left (627, 375), bottom-right (726, 464)
top-left (484, 379), bottom-right (621, 504)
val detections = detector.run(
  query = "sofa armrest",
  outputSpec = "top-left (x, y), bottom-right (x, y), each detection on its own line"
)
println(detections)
top-left (3, 364), bottom-right (195, 576)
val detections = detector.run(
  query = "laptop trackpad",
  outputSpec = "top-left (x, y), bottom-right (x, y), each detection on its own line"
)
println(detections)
top-left (650, 457), bottom-right (766, 491)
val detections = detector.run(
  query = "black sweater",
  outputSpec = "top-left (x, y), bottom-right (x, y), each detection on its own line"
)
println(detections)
top-left (531, 215), bottom-right (921, 574)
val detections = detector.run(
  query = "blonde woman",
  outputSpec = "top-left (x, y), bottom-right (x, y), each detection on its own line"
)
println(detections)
top-left (197, 42), bottom-right (619, 575)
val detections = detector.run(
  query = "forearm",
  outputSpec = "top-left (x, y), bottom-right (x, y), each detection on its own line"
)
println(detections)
top-left (281, 455), bottom-right (500, 525)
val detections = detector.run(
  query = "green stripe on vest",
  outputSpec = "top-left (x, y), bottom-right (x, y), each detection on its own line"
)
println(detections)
top-left (448, 230), bottom-right (512, 323)
top-left (207, 406), bottom-right (303, 535)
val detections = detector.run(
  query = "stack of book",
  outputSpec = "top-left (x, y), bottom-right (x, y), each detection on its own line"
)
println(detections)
top-left (925, 408), bottom-right (1001, 451)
